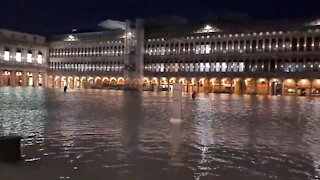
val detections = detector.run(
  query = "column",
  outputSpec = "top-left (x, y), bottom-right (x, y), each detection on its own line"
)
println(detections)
top-left (33, 72), bottom-right (39, 87)
top-left (11, 71), bottom-right (16, 87)
top-left (42, 73), bottom-right (47, 87)
top-left (186, 79), bottom-right (189, 93)
top-left (22, 71), bottom-right (27, 87)
top-left (0, 70), bottom-right (3, 87)
top-left (242, 80), bottom-right (246, 94)
top-left (218, 78), bottom-right (221, 93)
top-left (304, 36), bottom-right (307, 51)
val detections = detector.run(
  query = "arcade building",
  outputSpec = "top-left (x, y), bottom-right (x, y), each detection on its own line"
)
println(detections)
top-left (1, 18), bottom-right (320, 96)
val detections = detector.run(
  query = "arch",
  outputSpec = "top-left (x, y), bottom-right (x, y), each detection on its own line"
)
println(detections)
top-left (169, 77), bottom-right (176, 85)
top-left (117, 77), bottom-right (125, 85)
top-left (151, 77), bottom-right (158, 85)
top-left (283, 79), bottom-right (296, 96)
top-left (269, 78), bottom-right (282, 95)
top-left (102, 77), bottom-right (110, 87)
top-left (178, 78), bottom-right (188, 92)
top-left (244, 78), bottom-right (256, 94)
top-left (297, 79), bottom-right (311, 96)
top-left (74, 77), bottom-right (80, 88)
top-left (221, 77), bottom-right (232, 93)
top-left (256, 78), bottom-right (269, 95)
top-left (198, 78), bottom-right (209, 93)
top-left (61, 76), bottom-right (67, 87)
top-left (312, 79), bottom-right (320, 95)
top-left (95, 77), bottom-right (102, 87)
top-left (209, 78), bottom-right (219, 93)
top-left (143, 78), bottom-right (150, 86)
top-left (178, 78), bottom-right (187, 85)
top-left (68, 77), bottom-right (74, 89)
top-left (110, 77), bottom-right (117, 85)
top-left (53, 76), bottom-right (61, 88)
top-left (232, 78), bottom-right (243, 94)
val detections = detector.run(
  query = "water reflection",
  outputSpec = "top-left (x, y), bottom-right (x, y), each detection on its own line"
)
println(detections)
top-left (169, 122), bottom-right (182, 166)
top-left (0, 88), bottom-right (319, 179)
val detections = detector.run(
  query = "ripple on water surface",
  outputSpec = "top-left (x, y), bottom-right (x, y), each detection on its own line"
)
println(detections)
top-left (0, 87), bottom-right (320, 179)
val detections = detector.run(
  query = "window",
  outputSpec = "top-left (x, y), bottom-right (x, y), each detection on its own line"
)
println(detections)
top-left (4, 50), bottom-right (10, 61)
top-left (221, 62), bottom-right (227, 72)
top-left (195, 44), bottom-right (201, 54)
top-left (239, 62), bottom-right (244, 72)
top-left (160, 46), bottom-right (165, 55)
top-left (160, 63), bottom-right (164, 72)
top-left (215, 62), bottom-right (220, 72)
top-left (16, 51), bottom-right (22, 62)
top-left (27, 51), bottom-right (32, 63)
top-left (37, 53), bottom-right (43, 64)
top-left (205, 62), bottom-right (210, 72)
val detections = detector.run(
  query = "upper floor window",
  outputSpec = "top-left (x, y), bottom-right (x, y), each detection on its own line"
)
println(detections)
top-left (27, 51), bottom-right (33, 63)
top-left (4, 49), bottom-right (10, 61)
top-left (37, 52), bottom-right (43, 64)
top-left (16, 50), bottom-right (22, 62)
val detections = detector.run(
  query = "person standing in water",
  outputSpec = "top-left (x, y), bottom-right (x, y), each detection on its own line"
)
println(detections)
top-left (192, 91), bottom-right (196, 100)
top-left (64, 85), bottom-right (68, 93)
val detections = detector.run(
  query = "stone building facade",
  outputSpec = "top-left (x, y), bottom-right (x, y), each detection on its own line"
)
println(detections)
top-left (1, 18), bottom-right (320, 96)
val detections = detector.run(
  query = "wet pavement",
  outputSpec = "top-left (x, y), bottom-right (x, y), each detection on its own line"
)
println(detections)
top-left (0, 87), bottom-right (320, 180)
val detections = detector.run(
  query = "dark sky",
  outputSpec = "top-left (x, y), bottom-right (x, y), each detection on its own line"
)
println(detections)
top-left (0, 0), bottom-right (319, 35)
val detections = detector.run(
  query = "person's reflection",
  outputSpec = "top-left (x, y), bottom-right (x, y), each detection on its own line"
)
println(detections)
top-left (122, 91), bottom-right (142, 157)
top-left (169, 122), bottom-right (183, 166)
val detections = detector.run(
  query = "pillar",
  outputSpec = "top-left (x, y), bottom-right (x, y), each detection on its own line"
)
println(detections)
top-left (0, 70), bottom-right (3, 87)
top-left (33, 72), bottom-right (39, 87)
top-left (242, 80), bottom-right (246, 94)
top-left (11, 71), bottom-right (16, 87)
top-left (22, 71), bottom-right (27, 87)
top-left (218, 78), bottom-right (221, 93)
top-left (42, 73), bottom-right (47, 87)
top-left (186, 79), bottom-right (189, 93)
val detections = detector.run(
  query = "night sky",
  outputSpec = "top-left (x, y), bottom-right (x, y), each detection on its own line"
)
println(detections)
top-left (0, 0), bottom-right (319, 35)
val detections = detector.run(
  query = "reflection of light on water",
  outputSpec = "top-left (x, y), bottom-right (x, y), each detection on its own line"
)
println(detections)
top-left (194, 98), bottom-right (215, 179)
top-left (169, 122), bottom-right (183, 166)
top-left (314, 159), bottom-right (320, 179)
top-left (0, 88), bottom-right (47, 141)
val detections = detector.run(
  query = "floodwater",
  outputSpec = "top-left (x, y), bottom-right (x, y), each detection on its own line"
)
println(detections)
top-left (0, 87), bottom-right (320, 180)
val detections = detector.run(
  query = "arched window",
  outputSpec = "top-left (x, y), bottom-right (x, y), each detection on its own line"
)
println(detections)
top-left (27, 50), bottom-right (33, 63)
top-left (37, 52), bottom-right (43, 64)
top-left (16, 49), bottom-right (22, 62)
top-left (4, 48), bottom-right (10, 61)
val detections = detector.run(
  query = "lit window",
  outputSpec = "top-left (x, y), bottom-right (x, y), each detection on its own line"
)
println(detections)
top-left (4, 50), bottom-right (10, 61)
top-left (239, 62), bottom-right (244, 72)
top-left (221, 62), bottom-right (227, 72)
top-left (27, 52), bottom-right (32, 63)
top-left (205, 44), bottom-right (211, 54)
top-left (37, 53), bottom-right (43, 64)
top-left (16, 51), bottom-right (22, 62)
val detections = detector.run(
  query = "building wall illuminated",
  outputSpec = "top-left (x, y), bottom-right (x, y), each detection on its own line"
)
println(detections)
top-left (0, 18), bottom-right (320, 96)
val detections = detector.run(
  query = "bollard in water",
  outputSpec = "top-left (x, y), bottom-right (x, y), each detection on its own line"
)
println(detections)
top-left (0, 136), bottom-right (22, 162)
